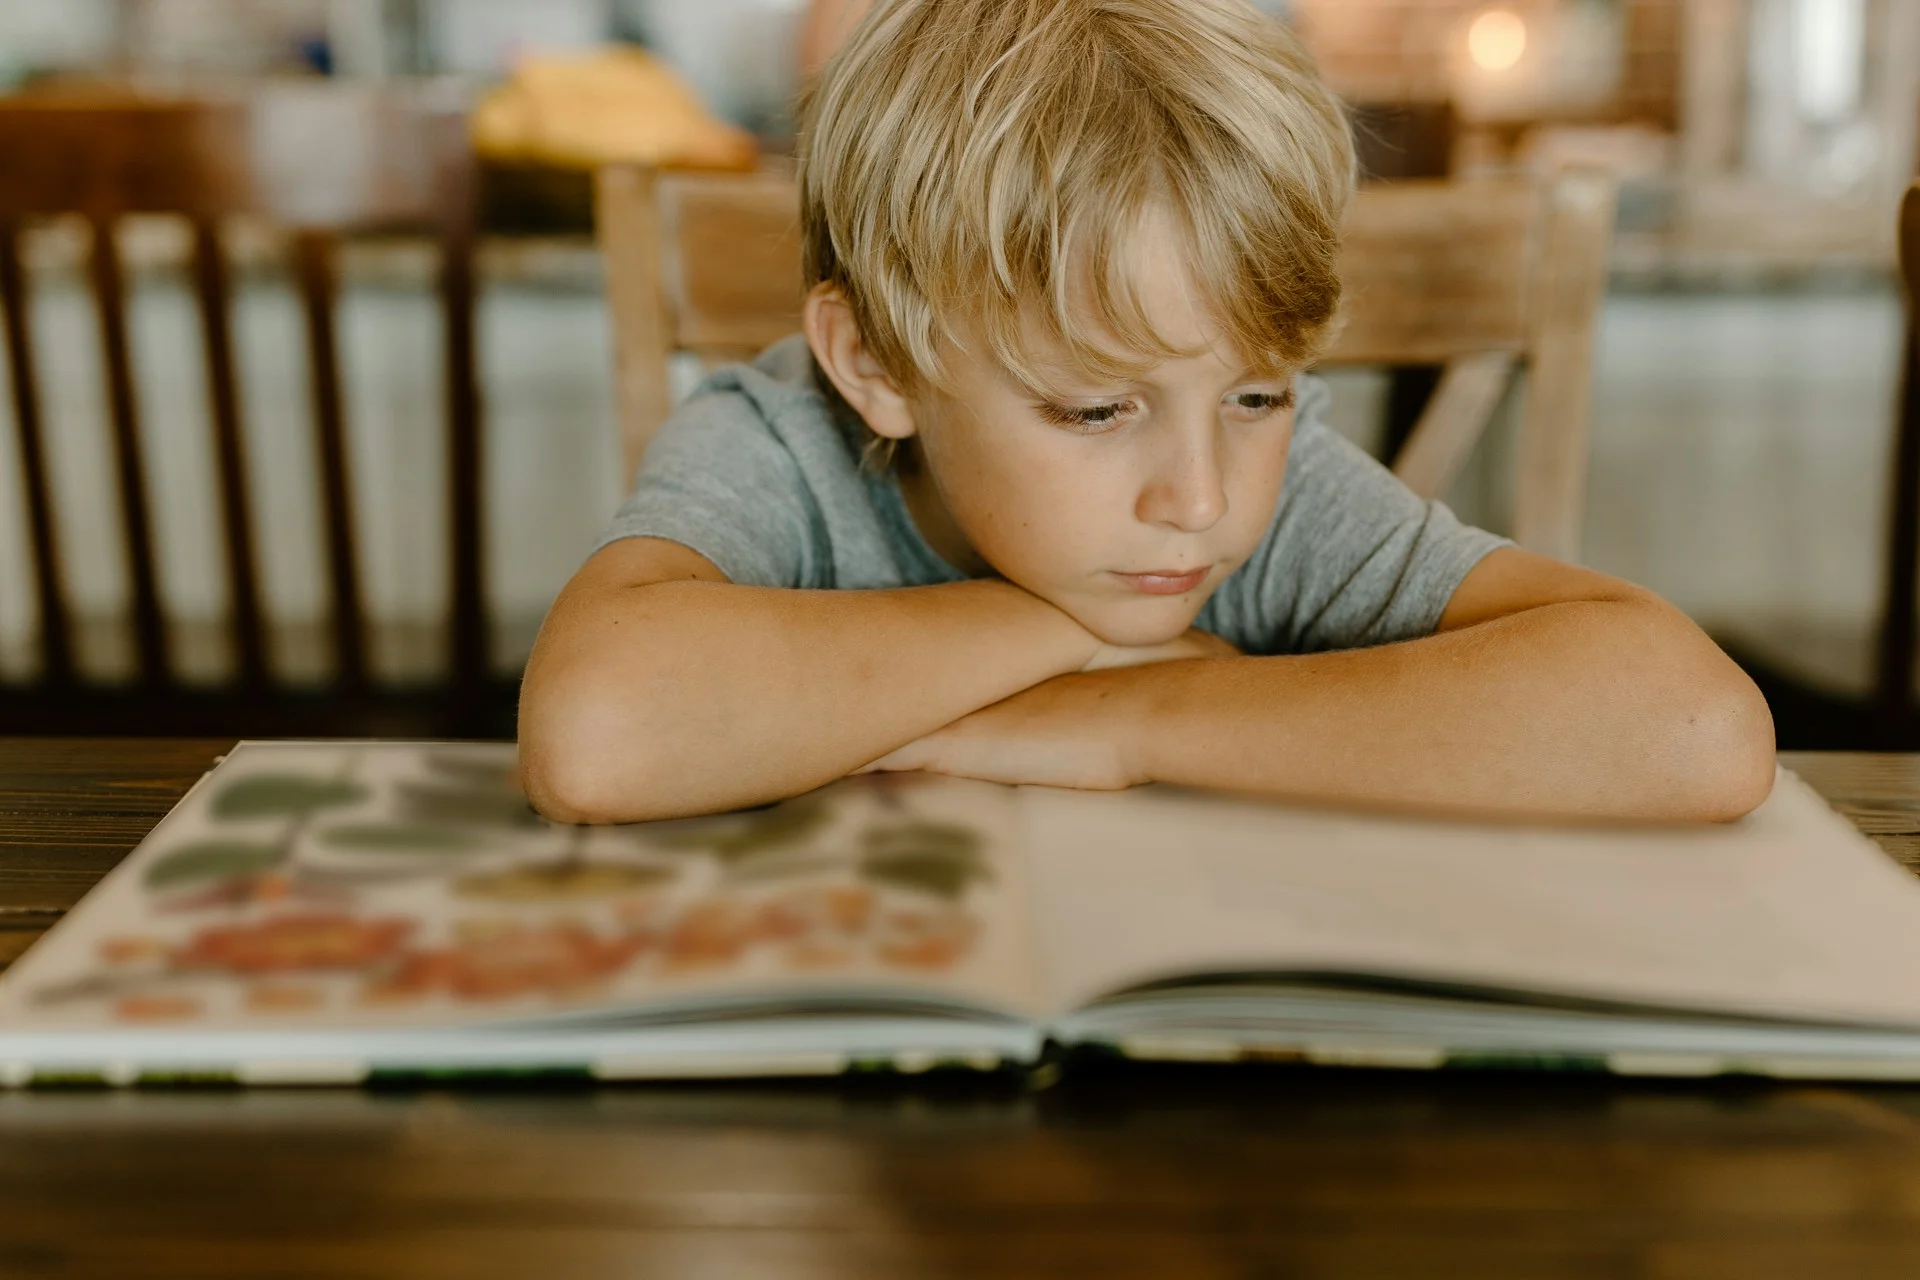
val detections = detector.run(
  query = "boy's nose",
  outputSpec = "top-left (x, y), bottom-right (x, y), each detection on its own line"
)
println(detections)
top-left (1136, 431), bottom-right (1228, 533)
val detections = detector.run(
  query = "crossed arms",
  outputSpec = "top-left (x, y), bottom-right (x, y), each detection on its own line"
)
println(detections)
top-left (517, 536), bottom-right (1776, 825)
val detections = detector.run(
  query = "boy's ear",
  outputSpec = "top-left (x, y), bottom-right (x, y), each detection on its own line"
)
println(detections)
top-left (802, 284), bottom-right (918, 441)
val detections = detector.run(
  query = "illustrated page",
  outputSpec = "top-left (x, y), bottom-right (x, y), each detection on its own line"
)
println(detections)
top-left (0, 744), bottom-right (1043, 1033)
top-left (1019, 773), bottom-right (1920, 1027)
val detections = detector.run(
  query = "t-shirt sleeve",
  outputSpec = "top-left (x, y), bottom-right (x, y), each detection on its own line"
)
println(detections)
top-left (589, 386), bottom-right (821, 587)
top-left (1216, 375), bottom-right (1512, 655)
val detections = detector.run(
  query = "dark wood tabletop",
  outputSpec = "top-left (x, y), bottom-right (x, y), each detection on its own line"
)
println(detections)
top-left (9, 739), bottom-right (1920, 1278)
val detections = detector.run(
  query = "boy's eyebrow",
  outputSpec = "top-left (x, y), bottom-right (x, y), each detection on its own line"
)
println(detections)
top-left (1012, 360), bottom-right (1139, 398)
top-left (1020, 360), bottom-right (1297, 398)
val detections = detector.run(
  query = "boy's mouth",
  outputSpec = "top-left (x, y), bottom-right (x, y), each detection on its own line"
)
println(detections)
top-left (1112, 568), bottom-right (1209, 596)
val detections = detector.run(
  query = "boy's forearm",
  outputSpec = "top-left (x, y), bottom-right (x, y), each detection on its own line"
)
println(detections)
top-left (520, 578), bottom-right (1093, 822)
top-left (1110, 598), bottom-right (1776, 821)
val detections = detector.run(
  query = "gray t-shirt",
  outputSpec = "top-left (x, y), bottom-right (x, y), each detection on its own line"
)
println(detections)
top-left (593, 336), bottom-right (1508, 655)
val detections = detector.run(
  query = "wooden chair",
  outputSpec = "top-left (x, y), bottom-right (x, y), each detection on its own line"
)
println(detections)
top-left (1347, 100), bottom-right (1459, 478)
top-left (596, 166), bottom-right (1615, 562)
top-left (1322, 172), bottom-right (1617, 561)
top-left (595, 163), bottom-right (806, 485)
top-left (0, 87), bottom-right (502, 737)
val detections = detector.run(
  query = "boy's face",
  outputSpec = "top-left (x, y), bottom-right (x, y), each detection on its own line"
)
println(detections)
top-left (901, 226), bottom-right (1299, 648)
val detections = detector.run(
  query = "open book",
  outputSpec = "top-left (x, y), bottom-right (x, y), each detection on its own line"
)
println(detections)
top-left (6, 741), bottom-right (1920, 1085)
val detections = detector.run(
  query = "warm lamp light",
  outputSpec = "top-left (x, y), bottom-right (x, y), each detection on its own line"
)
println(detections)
top-left (1467, 8), bottom-right (1528, 72)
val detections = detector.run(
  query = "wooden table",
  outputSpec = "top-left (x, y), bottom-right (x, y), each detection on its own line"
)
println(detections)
top-left (10, 740), bottom-right (1920, 1278)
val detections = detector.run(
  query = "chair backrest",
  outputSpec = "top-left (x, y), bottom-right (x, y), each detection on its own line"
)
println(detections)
top-left (596, 166), bottom-right (1615, 561)
top-left (0, 86), bottom-right (486, 703)
top-left (595, 162), bottom-right (804, 468)
top-left (1318, 172), bottom-right (1617, 561)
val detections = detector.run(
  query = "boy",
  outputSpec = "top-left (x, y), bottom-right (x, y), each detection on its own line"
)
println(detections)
top-left (519, 0), bottom-right (1774, 825)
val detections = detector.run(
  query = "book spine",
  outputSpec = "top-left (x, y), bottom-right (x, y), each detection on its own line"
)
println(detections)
top-left (0, 1050), bottom-right (1023, 1089)
top-left (1092, 1038), bottom-right (1920, 1081)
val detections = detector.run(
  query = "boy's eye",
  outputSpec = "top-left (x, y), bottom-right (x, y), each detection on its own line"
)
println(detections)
top-left (1228, 388), bottom-right (1296, 416)
top-left (1035, 400), bottom-right (1133, 432)
top-left (1033, 387), bottom-right (1295, 431)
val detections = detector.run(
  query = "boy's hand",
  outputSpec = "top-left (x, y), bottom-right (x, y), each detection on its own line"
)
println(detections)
top-left (856, 672), bottom-right (1141, 790)
top-left (859, 629), bottom-right (1241, 790)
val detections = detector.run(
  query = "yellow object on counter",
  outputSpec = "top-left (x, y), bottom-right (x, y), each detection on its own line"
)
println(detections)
top-left (472, 46), bottom-right (759, 171)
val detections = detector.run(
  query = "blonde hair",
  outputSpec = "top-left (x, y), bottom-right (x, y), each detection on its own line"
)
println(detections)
top-left (797, 0), bottom-right (1355, 455)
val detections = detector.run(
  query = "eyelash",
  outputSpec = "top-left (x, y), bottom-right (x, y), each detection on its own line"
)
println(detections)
top-left (1036, 401), bottom-right (1132, 431)
top-left (1034, 388), bottom-right (1296, 433)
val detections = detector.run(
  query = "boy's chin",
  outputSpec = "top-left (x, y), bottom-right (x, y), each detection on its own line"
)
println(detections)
top-left (1062, 596), bottom-right (1209, 650)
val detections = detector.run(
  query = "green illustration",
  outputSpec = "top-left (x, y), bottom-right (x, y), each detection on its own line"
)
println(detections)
top-left (454, 862), bottom-right (678, 901)
top-left (422, 751), bottom-right (522, 789)
top-left (641, 795), bottom-right (832, 862)
top-left (143, 841), bottom-right (283, 890)
top-left (860, 821), bottom-right (991, 900)
top-left (211, 775), bottom-right (368, 821)
top-left (394, 752), bottom-right (544, 829)
top-left (148, 761), bottom-right (370, 901)
top-left (313, 824), bottom-right (490, 854)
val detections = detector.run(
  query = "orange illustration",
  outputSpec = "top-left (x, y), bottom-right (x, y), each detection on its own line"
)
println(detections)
top-left (114, 994), bottom-right (204, 1022)
top-left (246, 983), bottom-right (327, 1013)
top-left (786, 942), bottom-right (859, 970)
top-left (753, 884), bottom-right (874, 943)
top-left (174, 914), bottom-right (415, 975)
top-left (874, 908), bottom-right (979, 970)
top-left (97, 936), bottom-right (171, 965)
top-left (659, 899), bottom-right (755, 971)
top-left (366, 922), bottom-right (651, 1002)
top-left (162, 873), bottom-right (350, 913)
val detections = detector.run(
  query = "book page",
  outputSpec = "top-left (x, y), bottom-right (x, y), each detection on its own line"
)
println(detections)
top-left (0, 744), bottom-right (1044, 1034)
top-left (1020, 772), bottom-right (1920, 1027)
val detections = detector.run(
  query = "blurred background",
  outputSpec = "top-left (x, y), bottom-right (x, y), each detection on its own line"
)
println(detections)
top-left (0, 0), bottom-right (1914, 744)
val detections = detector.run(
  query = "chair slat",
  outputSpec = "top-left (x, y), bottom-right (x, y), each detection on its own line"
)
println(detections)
top-left (596, 166), bottom-right (675, 484)
top-left (435, 131), bottom-right (487, 698)
top-left (0, 222), bottom-right (74, 684)
top-left (1391, 352), bottom-right (1518, 501)
top-left (293, 230), bottom-right (367, 690)
top-left (87, 215), bottom-right (169, 684)
top-left (1513, 168), bottom-right (1617, 561)
top-left (190, 219), bottom-right (268, 686)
